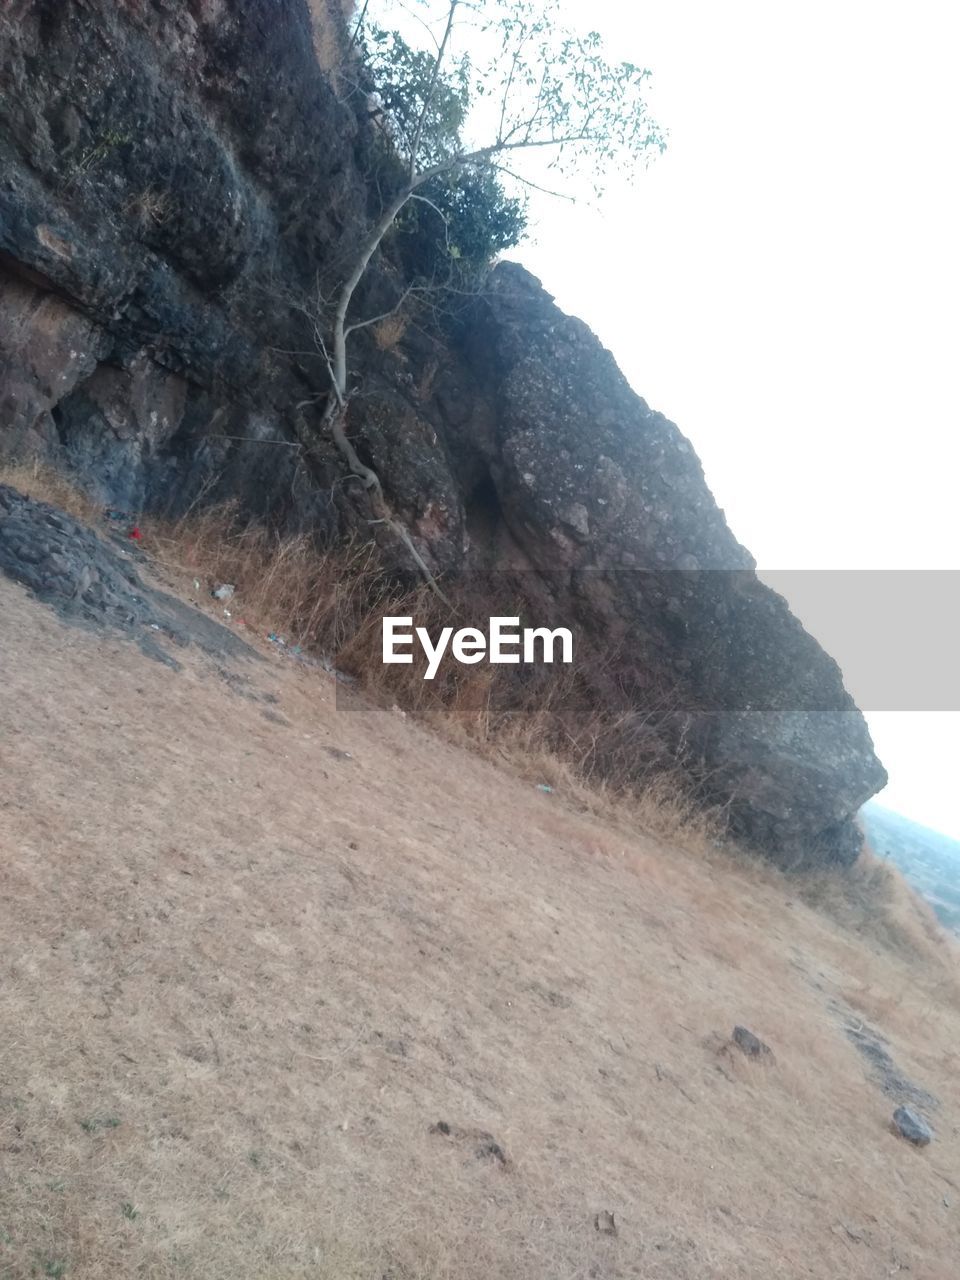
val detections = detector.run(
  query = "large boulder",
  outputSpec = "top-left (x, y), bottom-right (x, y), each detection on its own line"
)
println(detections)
top-left (446, 264), bottom-right (887, 865)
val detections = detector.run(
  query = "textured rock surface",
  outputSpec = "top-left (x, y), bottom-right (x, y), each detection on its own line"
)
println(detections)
top-left (0, 0), bottom-right (887, 863)
top-left (0, 484), bottom-right (256, 666)
top-left (842, 1012), bottom-right (940, 1113)
top-left (457, 266), bottom-right (886, 864)
top-left (0, 0), bottom-right (361, 532)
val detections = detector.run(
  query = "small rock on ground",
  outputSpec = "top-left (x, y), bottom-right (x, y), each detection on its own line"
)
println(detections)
top-left (892, 1105), bottom-right (933, 1146)
top-left (732, 1026), bottom-right (773, 1058)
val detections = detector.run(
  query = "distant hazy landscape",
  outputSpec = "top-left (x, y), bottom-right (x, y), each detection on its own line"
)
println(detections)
top-left (863, 803), bottom-right (960, 935)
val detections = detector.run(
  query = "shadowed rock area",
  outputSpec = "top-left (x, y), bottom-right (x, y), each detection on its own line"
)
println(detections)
top-left (0, 0), bottom-right (886, 864)
top-left (0, 484), bottom-right (256, 667)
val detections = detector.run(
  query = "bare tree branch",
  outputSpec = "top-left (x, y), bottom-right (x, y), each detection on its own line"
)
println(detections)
top-left (343, 283), bottom-right (418, 337)
top-left (408, 0), bottom-right (460, 181)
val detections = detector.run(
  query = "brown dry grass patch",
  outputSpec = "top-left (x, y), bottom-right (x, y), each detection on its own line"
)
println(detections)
top-left (307, 0), bottom-right (358, 85)
top-left (0, 457), bottom-right (103, 524)
top-left (372, 312), bottom-right (409, 351)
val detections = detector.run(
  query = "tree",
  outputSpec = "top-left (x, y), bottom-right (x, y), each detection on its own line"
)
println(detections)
top-left (309, 0), bottom-right (665, 587)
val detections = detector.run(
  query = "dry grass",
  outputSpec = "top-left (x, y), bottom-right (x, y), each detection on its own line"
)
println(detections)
top-left (307, 0), bottom-right (358, 84)
top-left (0, 458), bottom-right (103, 525)
top-left (372, 312), bottom-right (409, 351)
top-left (145, 499), bottom-right (395, 658)
top-left (797, 846), bottom-right (957, 970)
top-left (0, 463), bottom-right (719, 855)
top-left (122, 187), bottom-right (173, 229)
top-left (2, 567), bottom-right (959, 1280)
top-left (2, 464), bottom-right (955, 916)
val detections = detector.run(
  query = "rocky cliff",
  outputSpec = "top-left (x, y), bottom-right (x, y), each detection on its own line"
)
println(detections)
top-left (0, 0), bottom-right (887, 865)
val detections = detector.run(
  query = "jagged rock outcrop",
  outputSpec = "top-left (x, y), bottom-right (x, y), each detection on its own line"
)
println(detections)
top-left (0, 483), bottom-right (257, 666)
top-left (0, 0), bottom-right (364, 530)
top-left (0, 0), bottom-right (886, 865)
top-left (456, 265), bottom-right (886, 865)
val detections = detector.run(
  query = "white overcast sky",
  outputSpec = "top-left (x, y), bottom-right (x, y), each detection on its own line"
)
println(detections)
top-left (374, 0), bottom-right (960, 838)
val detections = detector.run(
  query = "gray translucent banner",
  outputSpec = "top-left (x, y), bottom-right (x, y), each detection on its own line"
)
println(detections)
top-left (759, 570), bottom-right (959, 711)
top-left (332, 568), bottom-right (960, 712)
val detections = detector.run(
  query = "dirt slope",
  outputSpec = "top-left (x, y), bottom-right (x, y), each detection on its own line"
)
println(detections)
top-left (1, 575), bottom-right (958, 1279)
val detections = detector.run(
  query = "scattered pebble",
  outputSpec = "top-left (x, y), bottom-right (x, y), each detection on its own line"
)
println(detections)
top-left (892, 1105), bottom-right (933, 1146)
top-left (732, 1026), bottom-right (773, 1059)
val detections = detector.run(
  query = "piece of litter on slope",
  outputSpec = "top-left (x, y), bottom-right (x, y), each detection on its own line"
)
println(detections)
top-left (536, 783), bottom-right (554, 794)
top-left (268, 633), bottom-right (286, 646)
top-left (212, 583), bottom-right (235, 601)
top-left (128, 526), bottom-right (142, 541)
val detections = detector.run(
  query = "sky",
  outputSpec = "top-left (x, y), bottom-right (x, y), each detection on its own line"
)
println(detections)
top-left (512, 0), bottom-right (960, 839)
top-left (371, 0), bottom-right (960, 837)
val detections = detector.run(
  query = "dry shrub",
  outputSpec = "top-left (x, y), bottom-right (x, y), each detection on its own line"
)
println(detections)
top-left (372, 312), bottom-right (409, 351)
top-left (0, 457), bottom-right (102, 524)
top-left (798, 844), bottom-right (955, 967)
top-left (146, 500), bottom-right (398, 656)
top-left (307, 0), bottom-right (357, 83)
top-left (334, 575), bottom-right (724, 855)
top-left (123, 186), bottom-right (173, 227)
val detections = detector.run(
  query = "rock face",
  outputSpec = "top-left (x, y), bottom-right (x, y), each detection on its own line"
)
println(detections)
top-left (459, 267), bottom-right (886, 865)
top-left (0, 0), bottom-right (887, 864)
top-left (0, 0), bottom-right (362, 531)
top-left (0, 484), bottom-right (256, 666)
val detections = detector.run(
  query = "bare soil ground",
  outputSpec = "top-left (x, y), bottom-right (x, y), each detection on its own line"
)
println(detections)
top-left (2, 573), bottom-right (959, 1279)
